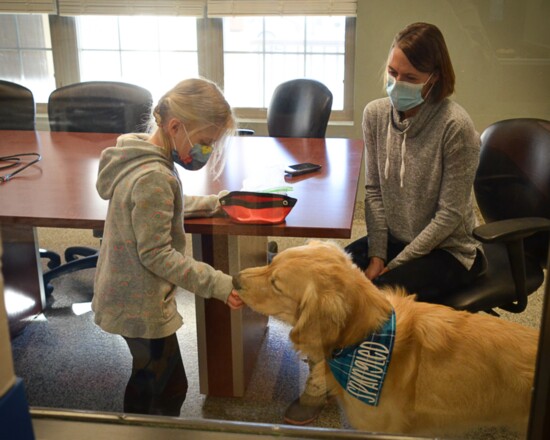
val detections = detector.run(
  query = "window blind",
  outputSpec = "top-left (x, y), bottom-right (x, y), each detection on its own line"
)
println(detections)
top-left (0, 0), bottom-right (57, 14)
top-left (207, 0), bottom-right (357, 16)
top-left (0, 0), bottom-right (356, 17)
top-left (57, 0), bottom-right (206, 16)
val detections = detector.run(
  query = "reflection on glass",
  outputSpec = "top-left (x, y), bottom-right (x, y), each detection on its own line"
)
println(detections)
top-left (478, 0), bottom-right (550, 59)
top-left (443, 0), bottom-right (550, 127)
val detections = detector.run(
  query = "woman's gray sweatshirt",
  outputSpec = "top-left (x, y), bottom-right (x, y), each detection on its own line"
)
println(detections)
top-left (362, 97), bottom-right (482, 271)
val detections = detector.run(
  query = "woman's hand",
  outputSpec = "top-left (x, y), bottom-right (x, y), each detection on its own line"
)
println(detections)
top-left (226, 289), bottom-right (245, 310)
top-left (364, 257), bottom-right (387, 280)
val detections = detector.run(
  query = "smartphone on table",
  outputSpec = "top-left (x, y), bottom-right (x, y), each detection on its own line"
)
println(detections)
top-left (284, 162), bottom-right (322, 177)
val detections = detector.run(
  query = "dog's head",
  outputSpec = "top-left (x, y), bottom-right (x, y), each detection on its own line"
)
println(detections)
top-left (234, 241), bottom-right (391, 357)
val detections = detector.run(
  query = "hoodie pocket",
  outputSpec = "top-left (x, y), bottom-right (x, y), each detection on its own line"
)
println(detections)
top-left (162, 287), bottom-right (177, 319)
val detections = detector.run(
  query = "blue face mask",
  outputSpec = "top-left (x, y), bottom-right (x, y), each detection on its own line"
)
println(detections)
top-left (386, 74), bottom-right (433, 112)
top-left (172, 144), bottom-right (213, 171)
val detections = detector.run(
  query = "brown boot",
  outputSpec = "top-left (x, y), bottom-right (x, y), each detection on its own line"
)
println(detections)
top-left (283, 392), bottom-right (327, 425)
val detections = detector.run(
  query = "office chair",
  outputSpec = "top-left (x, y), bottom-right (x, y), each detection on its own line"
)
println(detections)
top-left (0, 80), bottom-right (36, 131)
top-left (43, 81), bottom-right (153, 294)
top-left (267, 79), bottom-right (333, 138)
top-left (48, 81), bottom-right (152, 133)
top-left (439, 118), bottom-right (550, 315)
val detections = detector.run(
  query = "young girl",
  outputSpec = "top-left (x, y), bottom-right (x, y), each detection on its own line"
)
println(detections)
top-left (92, 78), bottom-right (244, 417)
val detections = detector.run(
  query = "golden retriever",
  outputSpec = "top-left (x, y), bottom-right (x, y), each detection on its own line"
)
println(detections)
top-left (233, 240), bottom-right (538, 437)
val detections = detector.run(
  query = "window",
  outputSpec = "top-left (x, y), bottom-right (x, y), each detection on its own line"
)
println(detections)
top-left (223, 16), bottom-right (353, 120)
top-left (0, 12), bottom-right (356, 123)
top-left (223, 16), bottom-right (346, 110)
top-left (0, 14), bottom-right (55, 103)
top-left (77, 15), bottom-right (199, 102)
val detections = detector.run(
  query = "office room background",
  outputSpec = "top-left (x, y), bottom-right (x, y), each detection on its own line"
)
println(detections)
top-left (1, 1), bottom-right (550, 437)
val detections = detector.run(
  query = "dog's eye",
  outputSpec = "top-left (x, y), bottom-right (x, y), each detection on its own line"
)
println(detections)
top-left (270, 277), bottom-right (283, 294)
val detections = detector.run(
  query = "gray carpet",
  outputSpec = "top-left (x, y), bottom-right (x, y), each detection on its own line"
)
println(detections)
top-left (10, 210), bottom-right (544, 439)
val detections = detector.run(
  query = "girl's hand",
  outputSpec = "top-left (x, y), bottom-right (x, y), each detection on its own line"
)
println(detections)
top-left (227, 289), bottom-right (245, 310)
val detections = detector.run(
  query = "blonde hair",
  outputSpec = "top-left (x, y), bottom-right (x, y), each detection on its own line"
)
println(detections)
top-left (151, 78), bottom-right (236, 177)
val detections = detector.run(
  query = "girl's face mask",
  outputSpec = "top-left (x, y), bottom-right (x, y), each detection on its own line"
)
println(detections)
top-left (386, 73), bottom-right (433, 112)
top-left (171, 124), bottom-right (214, 171)
top-left (171, 144), bottom-right (213, 171)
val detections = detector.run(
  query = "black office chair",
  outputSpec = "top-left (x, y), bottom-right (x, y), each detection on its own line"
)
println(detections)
top-left (43, 81), bottom-right (153, 294)
top-left (439, 118), bottom-right (550, 315)
top-left (48, 81), bottom-right (152, 133)
top-left (0, 80), bottom-right (36, 130)
top-left (267, 79), bottom-right (333, 138)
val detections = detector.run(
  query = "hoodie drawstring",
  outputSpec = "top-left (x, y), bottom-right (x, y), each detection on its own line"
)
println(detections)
top-left (384, 119), bottom-right (409, 188)
top-left (399, 132), bottom-right (407, 188)
top-left (384, 120), bottom-right (392, 181)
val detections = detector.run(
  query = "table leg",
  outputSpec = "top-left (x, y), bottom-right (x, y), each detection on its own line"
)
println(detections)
top-left (1, 225), bottom-right (45, 338)
top-left (192, 234), bottom-right (269, 397)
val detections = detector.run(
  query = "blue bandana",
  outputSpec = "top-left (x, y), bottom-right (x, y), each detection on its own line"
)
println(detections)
top-left (328, 309), bottom-right (396, 406)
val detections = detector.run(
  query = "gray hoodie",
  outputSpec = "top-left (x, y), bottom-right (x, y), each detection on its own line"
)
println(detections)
top-left (363, 97), bottom-right (482, 271)
top-left (93, 133), bottom-right (233, 339)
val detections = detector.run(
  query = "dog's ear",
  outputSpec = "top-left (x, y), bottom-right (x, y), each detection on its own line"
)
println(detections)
top-left (290, 280), bottom-right (349, 354)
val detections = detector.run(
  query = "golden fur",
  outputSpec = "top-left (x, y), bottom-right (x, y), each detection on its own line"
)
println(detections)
top-left (234, 241), bottom-right (538, 436)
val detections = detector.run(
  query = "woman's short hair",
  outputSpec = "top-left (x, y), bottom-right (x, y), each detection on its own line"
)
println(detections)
top-left (390, 22), bottom-right (455, 103)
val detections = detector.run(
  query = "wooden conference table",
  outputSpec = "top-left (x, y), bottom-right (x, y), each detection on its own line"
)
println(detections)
top-left (0, 130), bottom-right (364, 397)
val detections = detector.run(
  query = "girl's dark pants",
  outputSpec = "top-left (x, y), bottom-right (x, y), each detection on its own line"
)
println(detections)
top-left (122, 333), bottom-right (188, 416)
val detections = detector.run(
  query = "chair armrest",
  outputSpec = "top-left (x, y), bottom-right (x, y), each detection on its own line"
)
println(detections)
top-left (473, 216), bottom-right (550, 313)
top-left (473, 217), bottom-right (550, 243)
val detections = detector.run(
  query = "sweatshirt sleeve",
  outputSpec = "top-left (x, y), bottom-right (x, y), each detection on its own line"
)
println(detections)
top-left (386, 118), bottom-right (480, 270)
top-left (130, 171), bottom-right (233, 303)
top-left (183, 190), bottom-right (229, 218)
top-left (363, 103), bottom-right (389, 261)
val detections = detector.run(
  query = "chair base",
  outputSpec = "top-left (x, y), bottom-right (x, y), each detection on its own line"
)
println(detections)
top-left (39, 249), bottom-right (61, 269)
top-left (43, 252), bottom-right (98, 296)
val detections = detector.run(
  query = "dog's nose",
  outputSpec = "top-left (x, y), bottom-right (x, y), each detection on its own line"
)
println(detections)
top-left (232, 275), bottom-right (242, 290)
